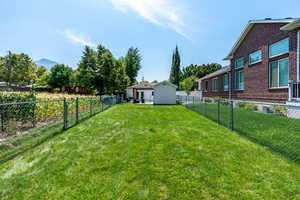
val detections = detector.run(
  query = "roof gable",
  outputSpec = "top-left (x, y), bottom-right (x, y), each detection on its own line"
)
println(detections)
top-left (224, 18), bottom-right (298, 60)
top-left (154, 81), bottom-right (178, 88)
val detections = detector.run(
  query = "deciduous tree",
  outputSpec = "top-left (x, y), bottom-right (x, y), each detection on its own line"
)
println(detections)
top-left (125, 47), bottom-right (141, 84)
top-left (179, 76), bottom-right (197, 95)
top-left (48, 64), bottom-right (73, 92)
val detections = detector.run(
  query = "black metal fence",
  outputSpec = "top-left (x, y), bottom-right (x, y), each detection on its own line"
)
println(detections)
top-left (178, 95), bottom-right (300, 164)
top-left (0, 95), bottom-right (120, 161)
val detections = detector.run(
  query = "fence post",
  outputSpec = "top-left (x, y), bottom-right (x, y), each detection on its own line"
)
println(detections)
top-left (32, 102), bottom-right (36, 128)
top-left (230, 101), bottom-right (234, 130)
top-left (101, 96), bottom-right (104, 111)
top-left (76, 97), bottom-right (79, 124)
top-left (204, 100), bottom-right (207, 116)
top-left (90, 98), bottom-right (93, 117)
top-left (0, 106), bottom-right (4, 132)
top-left (193, 96), bottom-right (195, 104)
top-left (217, 99), bottom-right (220, 124)
top-left (63, 98), bottom-right (68, 130)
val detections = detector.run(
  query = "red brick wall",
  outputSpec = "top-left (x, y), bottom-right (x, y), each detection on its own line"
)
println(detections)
top-left (202, 73), bottom-right (229, 99)
top-left (230, 23), bottom-right (298, 103)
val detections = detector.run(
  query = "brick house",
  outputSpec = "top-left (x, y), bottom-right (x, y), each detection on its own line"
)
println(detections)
top-left (198, 66), bottom-right (230, 99)
top-left (198, 18), bottom-right (300, 103)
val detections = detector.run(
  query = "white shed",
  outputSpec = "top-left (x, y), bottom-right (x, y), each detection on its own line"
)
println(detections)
top-left (153, 81), bottom-right (177, 105)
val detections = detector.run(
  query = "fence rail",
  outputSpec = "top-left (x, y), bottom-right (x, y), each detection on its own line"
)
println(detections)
top-left (0, 95), bottom-right (120, 161)
top-left (178, 95), bottom-right (300, 164)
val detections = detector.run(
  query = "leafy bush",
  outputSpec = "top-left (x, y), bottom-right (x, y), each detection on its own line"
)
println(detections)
top-left (0, 93), bottom-right (37, 133)
top-left (0, 92), bottom-right (36, 103)
top-left (0, 92), bottom-right (103, 136)
top-left (237, 102), bottom-right (247, 108)
top-left (204, 98), bottom-right (212, 103)
top-left (244, 104), bottom-right (258, 111)
top-left (238, 102), bottom-right (257, 111)
top-left (271, 105), bottom-right (287, 115)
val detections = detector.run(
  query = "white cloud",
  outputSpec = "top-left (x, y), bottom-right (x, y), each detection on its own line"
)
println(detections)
top-left (108, 0), bottom-right (191, 40)
top-left (58, 29), bottom-right (96, 47)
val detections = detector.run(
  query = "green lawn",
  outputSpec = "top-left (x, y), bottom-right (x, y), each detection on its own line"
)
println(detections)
top-left (1, 104), bottom-right (300, 199)
top-left (186, 102), bottom-right (300, 163)
top-left (0, 101), bottom-right (112, 162)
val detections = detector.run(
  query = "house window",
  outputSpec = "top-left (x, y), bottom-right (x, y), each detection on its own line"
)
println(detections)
top-left (235, 57), bottom-right (244, 69)
top-left (204, 81), bottom-right (208, 91)
top-left (269, 38), bottom-right (289, 58)
top-left (235, 71), bottom-right (244, 90)
top-left (212, 78), bottom-right (218, 92)
top-left (269, 57), bottom-right (289, 88)
top-left (249, 50), bottom-right (262, 65)
top-left (223, 74), bottom-right (229, 91)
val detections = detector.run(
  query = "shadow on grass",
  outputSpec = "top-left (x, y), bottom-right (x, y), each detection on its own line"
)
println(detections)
top-left (184, 104), bottom-right (300, 165)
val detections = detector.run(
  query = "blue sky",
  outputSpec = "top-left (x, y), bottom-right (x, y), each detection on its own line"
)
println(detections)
top-left (0, 0), bottom-right (299, 81)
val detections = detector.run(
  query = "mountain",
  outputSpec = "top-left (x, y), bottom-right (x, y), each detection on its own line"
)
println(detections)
top-left (35, 58), bottom-right (59, 71)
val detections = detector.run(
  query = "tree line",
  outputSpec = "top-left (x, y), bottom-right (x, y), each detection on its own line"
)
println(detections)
top-left (0, 45), bottom-right (141, 95)
top-left (169, 46), bottom-right (222, 94)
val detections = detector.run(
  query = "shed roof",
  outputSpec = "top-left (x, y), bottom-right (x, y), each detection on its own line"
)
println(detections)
top-left (154, 81), bottom-right (178, 88)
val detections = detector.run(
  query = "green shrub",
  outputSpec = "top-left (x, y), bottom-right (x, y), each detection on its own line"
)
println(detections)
top-left (0, 92), bottom-right (36, 103)
top-left (0, 93), bottom-right (37, 132)
top-left (271, 105), bottom-right (287, 115)
top-left (237, 102), bottom-right (247, 108)
top-left (244, 104), bottom-right (258, 111)
top-left (238, 102), bottom-right (257, 111)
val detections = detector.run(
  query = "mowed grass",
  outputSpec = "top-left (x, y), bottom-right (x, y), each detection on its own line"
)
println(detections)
top-left (187, 102), bottom-right (300, 163)
top-left (1, 104), bottom-right (300, 200)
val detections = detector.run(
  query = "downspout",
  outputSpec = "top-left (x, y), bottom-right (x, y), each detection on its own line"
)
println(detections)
top-left (297, 30), bottom-right (300, 82)
top-left (228, 71), bottom-right (232, 100)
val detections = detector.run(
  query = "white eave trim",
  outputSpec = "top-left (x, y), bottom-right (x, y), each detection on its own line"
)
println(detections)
top-left (197, 66), bottom-right (230, 81)
top-left (223, 19), bottom-right (296, 60)
top-left (281, 19), bottom-right (300, 31)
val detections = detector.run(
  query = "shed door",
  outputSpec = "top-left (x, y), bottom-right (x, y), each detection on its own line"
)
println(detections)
top-left (141, 92), bottom-right (144, 99)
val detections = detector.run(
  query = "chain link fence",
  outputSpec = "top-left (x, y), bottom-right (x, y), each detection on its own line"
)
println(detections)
top-left (0, 95), bottom-right (120, 161)
top-left (178, 95), bottom-right (300, 164)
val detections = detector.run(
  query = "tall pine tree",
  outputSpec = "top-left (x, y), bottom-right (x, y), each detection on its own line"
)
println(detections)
top-left (169, 46), bottom-right (181, 87)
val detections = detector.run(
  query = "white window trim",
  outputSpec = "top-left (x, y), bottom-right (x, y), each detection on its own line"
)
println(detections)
top-left (223, 74), bottom-right (229, 92)
top-left (235, 71), bottom-right (244, 91)
top-left (249, 50), bottom-right (262, 65)
top-left (269, 37), bottom-right (289, 58)
top-left (212, 78), bottom-right (218, 92)
top-left (269, 57), bottom-right (289, 88)
top-left (297, 30), bottom-right (300, 82)
top-left (203, 80), bottom-right (208, 92)
top-left (235, 57), bottom-right (244, 69)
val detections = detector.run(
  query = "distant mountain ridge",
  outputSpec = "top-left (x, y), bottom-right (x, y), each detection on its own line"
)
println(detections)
top-left (35, 58), bottom-right (59, 71)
